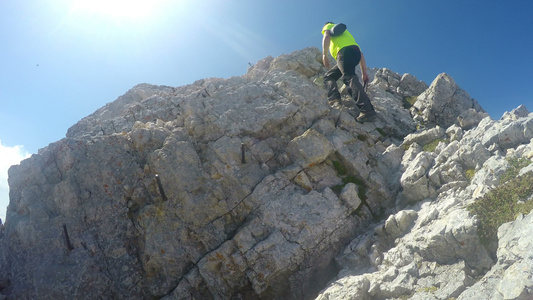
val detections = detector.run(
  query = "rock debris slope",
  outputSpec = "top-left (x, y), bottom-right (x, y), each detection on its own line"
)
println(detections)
top-left (1, 47), bottom-right (532, 299)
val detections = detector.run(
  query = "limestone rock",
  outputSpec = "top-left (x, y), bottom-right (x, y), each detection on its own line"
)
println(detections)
top-left (0, 48), bottom-right (395, 299)
top-left (382, 210), bottom-right (418, 241)
top-left (413, 73), bottom-right (487, 129)
top-left (318, 100), bottom-right (533, 300)
top-left (501, 104), bottom-right (530, 121)
top-left (397, 73), bottom-right (429, 97)
top-left (372, 68), bottom-right (402, 94)
top-left (458, 108), bottom-right (490, 130)
top-left (458, 211), bottom-right (533, 300)
top-left (366, 70), bottom-right (418, 138)
top-left (340, 183), bottom-right (362, 211)
top-left (403, 125), bottom-right (446, 147)
top-left (400, 151), bottom-right (437, 202)
top-left (315, 275), bottom-right (370, 300)
top-left (287, 129), bottom-right (334, 169)
top-left (2, 47), bottom-right (533, 300)
top-left (471, 110), bottom-right (533, 151)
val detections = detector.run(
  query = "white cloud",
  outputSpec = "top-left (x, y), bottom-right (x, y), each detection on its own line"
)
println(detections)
top-left (0, 140), bottom-right (31, 224)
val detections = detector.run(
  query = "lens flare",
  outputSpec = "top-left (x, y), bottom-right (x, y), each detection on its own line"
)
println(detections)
top-left (70, 0), bottom-right (165, 20)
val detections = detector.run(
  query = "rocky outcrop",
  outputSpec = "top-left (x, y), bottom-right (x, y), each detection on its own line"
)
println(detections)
top-left (317, 106), bottom-right (533, 298)
top-left (1, 47), bottom-right (532, 300)
top-left (412, 73), bottom-right (488, 129)
top-left (459, 211), bottom-right (533, 300)
top-left (318, 206), bottom-right (533, 300)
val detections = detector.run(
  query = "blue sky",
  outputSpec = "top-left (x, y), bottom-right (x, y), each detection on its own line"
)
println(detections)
top-left (1, 0), bottom-right (532, 221)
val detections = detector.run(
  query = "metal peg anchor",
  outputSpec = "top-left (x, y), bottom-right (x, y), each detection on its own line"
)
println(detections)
top-left (241, 143), bottom-right (246, 164)
top-left (155, 174), bottom-right (168, 201)
top-left (63, 224), bottom-right (74, 251)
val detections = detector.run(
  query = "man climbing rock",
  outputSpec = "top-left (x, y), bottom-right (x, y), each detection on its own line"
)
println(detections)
top-left (321, 22), bottom-right (377, 123)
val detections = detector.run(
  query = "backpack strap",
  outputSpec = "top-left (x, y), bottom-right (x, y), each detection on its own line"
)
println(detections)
top-left (330, 23), bottom-right (347, 36)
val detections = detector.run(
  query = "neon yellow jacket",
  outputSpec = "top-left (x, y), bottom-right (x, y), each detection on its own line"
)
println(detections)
top-left (321, 23), bottom-right (360, 60)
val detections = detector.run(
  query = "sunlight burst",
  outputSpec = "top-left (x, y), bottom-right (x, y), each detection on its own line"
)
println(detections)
top-left (71, 0), bottom-right (165, 20)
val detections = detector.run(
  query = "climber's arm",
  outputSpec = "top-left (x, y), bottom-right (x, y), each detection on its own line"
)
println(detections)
top-left (322, 31), bottom-right (331, 69)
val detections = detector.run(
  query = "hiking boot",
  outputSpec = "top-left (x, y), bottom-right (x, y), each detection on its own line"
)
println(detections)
top-left (356, 110), bottom-right (377, 123)
top-left (328, 99), bottom-right (341, 106)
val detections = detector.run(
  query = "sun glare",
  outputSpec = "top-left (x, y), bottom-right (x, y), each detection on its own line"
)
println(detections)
top-left (70, 0), bottom-right (164, 20)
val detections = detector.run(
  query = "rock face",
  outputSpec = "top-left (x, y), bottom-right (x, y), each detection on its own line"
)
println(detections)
top-left (412, 73), bottom-right (488, 129)
top-left (0, 47), bottom-right (532, 300)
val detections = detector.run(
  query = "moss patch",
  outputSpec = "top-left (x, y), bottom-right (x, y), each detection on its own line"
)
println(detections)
top-left (465, 169), bottom-right (476, 182)
top-left (402, 143), bottom-right (412, 151)
top-left (331, 160), bottom-right (367, 201)
top-left (416, 286), bottom-right (438, 293)
top-left (467, 171), bottom-right (533, 249)
top-left (402, 96), bottom-right (418, 109)
top-left (423, 139), bottom-right (448, 152)
top-left (332, 160), bottom-right (348, 176)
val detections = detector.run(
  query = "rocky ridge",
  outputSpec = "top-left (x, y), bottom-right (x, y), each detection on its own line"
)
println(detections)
top-left (0, 47), bottom-right (532, 299)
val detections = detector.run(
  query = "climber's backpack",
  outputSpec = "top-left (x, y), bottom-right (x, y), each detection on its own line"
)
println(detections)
top-left (329, 23), bottom-right (347, 37)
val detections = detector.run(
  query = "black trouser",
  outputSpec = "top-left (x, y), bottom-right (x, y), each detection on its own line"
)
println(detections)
top-left (324, 45), bottom-right (375, 113)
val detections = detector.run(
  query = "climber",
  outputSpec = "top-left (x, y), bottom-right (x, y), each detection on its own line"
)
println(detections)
top-left (321, 22), bottom-right (377, 123)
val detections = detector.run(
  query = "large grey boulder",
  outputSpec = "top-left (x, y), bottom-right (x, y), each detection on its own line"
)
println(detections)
top-left (397, 73), bottom-right (429, 97)
top-left (287, 129), bottom-right (334, 169)
top-left (412, 73), bottom-right (488, 129)
top-left (501, 104), bottom-right (529, 121)
top-left (403, 125), bottom-right (446, 147)
top-left (481, 114), bottom-right (533, 150)
top-left (400, 151), bottom-right (437, 202)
